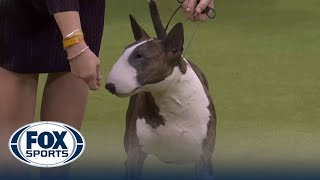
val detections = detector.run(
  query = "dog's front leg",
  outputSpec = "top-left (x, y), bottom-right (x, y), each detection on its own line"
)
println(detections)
top-left (195, 152), bottom-right (214, 180)
top-left (125, 147), bottom-right (147, 180)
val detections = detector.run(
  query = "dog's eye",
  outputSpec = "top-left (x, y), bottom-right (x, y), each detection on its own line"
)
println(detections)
top-left (135, 53), bottom-right (143, 59)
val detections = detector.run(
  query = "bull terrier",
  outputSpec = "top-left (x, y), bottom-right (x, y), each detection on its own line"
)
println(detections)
top-left (106, 1), bottom-right (217, 179)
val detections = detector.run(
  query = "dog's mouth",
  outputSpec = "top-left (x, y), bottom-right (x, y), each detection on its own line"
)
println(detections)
top-left (105, 82), bottom-right (142, 98)
top-left (114, 87), bottom-right (141, 98)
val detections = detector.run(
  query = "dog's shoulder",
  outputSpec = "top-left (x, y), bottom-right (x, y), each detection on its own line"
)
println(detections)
top-left (125, 92), bottom-right (165, 129)
top-left (185, 59), bottom-right (210, 91)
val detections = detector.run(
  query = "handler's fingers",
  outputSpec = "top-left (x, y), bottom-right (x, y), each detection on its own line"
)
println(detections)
top-left (97, 74), bottom-right (102, 87)
top-left (188, 14), bottom-right (197, 22)
top-left (195, 0), bottom-right (211, 15)
top-left (195, 14), bottom-right (209, 22)
top-left (187, 0), bottom-right (197, 14)
top-left (96, 62), bottom-right (102, 87)
top-left (81, 73), bottom-right (99, 90)
top-left (182, 0), bottom-right (189, 12)
top-left (96, 60), bottom-right (101, 80)
top-left (88, 76), bottom-right (100, 90)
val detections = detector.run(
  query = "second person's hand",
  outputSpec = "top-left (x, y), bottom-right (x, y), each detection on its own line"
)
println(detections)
top-left (182, 0), bottom-right (214, 22)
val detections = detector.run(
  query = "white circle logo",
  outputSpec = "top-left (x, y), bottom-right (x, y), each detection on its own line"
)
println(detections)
top-left (8, 121), bottom-right (85, 168)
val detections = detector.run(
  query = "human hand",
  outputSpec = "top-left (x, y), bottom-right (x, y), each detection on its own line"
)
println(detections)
top-left (182, 0), bottom-right (214, 22)
top-left (66, 42), bottom-right (102, 90)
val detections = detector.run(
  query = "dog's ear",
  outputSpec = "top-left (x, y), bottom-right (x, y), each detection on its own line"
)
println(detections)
top-left (129, 15), bottom-right (150, 41)
top-left (149, 0), bottom-right (167, 39)
top-left (163, 23), bottom-right (184, 55)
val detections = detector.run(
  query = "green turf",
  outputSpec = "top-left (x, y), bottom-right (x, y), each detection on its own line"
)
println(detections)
top-left (34, 0), bottom-right (320, 173)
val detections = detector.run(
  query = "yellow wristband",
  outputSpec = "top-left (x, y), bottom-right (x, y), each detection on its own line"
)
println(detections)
top-left (63, 35), bottom-right (84, 49)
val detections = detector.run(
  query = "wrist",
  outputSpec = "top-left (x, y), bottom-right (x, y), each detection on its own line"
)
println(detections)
top-left (65, 41), bottom-right (88, 56)
top-left (63, 29), bottom-right (85, 49)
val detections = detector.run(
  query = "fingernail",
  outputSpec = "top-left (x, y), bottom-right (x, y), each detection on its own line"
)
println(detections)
top-left (196, 7), bottom-right (202, 13)
top-left (186, 8), bottom-right (191, 12)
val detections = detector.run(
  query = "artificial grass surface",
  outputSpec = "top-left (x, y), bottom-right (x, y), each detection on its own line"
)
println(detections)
top-left (33, 0), bottom-right (320, 174)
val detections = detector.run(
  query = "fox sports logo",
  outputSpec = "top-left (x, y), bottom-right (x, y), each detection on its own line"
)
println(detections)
top-left (9, 121), bottom-right (85, 168)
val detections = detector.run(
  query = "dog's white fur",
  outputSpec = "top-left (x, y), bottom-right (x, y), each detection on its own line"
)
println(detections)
top-left (137, 59), bottom-right (211, 164)
top-left (107, 40), bottom-right (152, 95)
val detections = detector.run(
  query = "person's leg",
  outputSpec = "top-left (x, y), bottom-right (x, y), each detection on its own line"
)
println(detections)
top-left (0, 67), bottom-right (39, 180)
top-left (40, 72), bottom-right (88, 180)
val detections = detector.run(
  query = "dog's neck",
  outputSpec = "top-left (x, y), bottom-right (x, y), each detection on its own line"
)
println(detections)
top-left (145, 58), bottom-right (209, 119)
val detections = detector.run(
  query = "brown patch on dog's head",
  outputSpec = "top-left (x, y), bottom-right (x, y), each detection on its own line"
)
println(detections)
top-left (128, 22), bottom-right (185, 86)
top-left (106, 16), bottom-right (186, 97)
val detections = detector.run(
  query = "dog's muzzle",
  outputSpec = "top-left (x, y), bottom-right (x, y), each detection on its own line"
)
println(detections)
top-left (105, 83), bottom-right (116, 94)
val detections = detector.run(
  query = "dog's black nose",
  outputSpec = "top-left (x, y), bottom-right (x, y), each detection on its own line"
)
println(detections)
top-left (105, 83), bottom-right (116, 94)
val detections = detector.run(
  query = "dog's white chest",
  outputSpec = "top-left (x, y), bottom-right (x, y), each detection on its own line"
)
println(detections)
top-left (136, 116), bottom-right (208, 163)
top-left (136, 65), bottom-right (211, 163)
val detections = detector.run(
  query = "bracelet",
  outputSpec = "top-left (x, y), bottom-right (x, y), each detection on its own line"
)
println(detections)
top-left (67, 46), bottom-right (90, 60)
top-left (65, 29), bottom-right (84, 39)
top-left (63, 29), bottom-right (85, 49)
top-left (63, 35), bottom-right (85, 49)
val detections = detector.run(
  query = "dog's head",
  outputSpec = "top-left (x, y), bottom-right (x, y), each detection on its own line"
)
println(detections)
top-left (106, 14), bottom-right (184, 97)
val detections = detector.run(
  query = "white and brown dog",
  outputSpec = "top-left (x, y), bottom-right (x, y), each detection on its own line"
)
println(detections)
top-left (106, 1), bottom-right (217, 179)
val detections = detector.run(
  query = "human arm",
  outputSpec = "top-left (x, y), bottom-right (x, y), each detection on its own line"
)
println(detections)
top-left (46, 0), bottom-right (101, 90)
